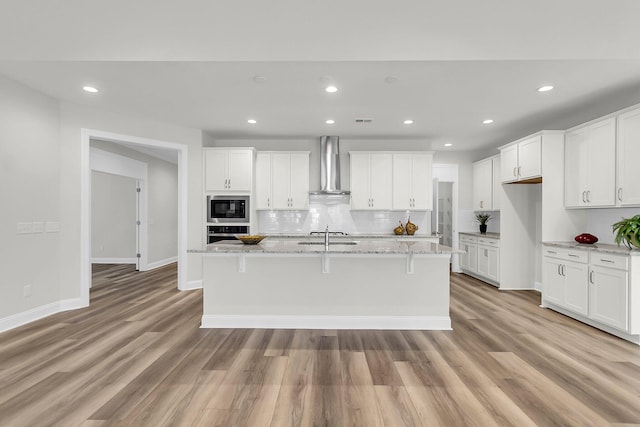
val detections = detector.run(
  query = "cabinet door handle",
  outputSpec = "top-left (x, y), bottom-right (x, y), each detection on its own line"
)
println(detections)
top-left (267, 197), bottom-right (270, 208)
top-left (618, 188), bottom-right (623, 202)
top-left (589, 271), bottom-right (595, 284)
top-left (557, 264), bottom-right (561, 275)
top-left (518, 166), bottom-right (521, 177)
top-left (513, 167), bottom-right (517, 177)
top-left (586, 190), bottom-right (591, 203)
top-left (561, 264), bottom-right (566, 276)
top-left (480, 200), bottom-right (484, 209)
top-left (582, 191), bottom-right (586, 203)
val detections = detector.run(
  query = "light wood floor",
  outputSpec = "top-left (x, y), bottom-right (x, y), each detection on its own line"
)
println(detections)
top-left (1, 264), bottom-right (639, 426)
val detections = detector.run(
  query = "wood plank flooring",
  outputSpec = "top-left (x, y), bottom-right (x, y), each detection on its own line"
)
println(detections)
top-left (1, 263), bottom-right (639, 426)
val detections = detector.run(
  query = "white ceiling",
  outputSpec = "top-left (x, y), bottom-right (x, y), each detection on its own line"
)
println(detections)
top-left (2, 1), bottom-right (640, 152)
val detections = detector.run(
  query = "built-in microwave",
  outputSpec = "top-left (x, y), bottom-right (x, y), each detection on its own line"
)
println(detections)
top-left (207, 195), bottom-right (250, 223)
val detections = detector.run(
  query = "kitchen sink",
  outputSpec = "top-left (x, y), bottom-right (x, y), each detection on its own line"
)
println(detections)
top-left (297, 241), bottom-right (358, 245)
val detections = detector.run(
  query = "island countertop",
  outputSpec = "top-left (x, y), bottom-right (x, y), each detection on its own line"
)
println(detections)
top-left (189, 238), bottom-right (459, 255)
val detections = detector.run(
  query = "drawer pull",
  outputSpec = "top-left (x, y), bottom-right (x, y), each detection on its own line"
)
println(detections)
top-left (547, 250), bottom-right (557, 254)
top-left (600, 259), bottom-right (615, 263)
top-left (568, 254), bottom-right (579, 258)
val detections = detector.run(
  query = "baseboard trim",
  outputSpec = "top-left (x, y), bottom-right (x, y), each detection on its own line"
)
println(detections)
top-left (200, 314), bottom-right (452, 330)
top-left (182, 280), bottom-right (203, 291)
top-left (91, 257), bottom-right (137, 264)
top-left (0, 298), bottom-right (86, 333)
top-left (146, 256), bottom-right (178, 271)
top-left (543, 300), bottom-right (640, 346)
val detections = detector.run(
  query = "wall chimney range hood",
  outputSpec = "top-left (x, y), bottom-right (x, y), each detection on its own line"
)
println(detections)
top-left (310, 136), bottom-right (350, 196)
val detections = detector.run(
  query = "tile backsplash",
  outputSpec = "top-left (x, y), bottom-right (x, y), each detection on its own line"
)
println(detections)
top-left (257, 194), bottom-right (431, 235)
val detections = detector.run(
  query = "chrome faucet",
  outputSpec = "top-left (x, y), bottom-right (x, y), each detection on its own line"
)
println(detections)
top-left (324, 225), bottom-right (330, 249)
top-left (309, 226), bottom-right (349, 249)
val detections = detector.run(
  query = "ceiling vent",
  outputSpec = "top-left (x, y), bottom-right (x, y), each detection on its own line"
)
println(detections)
top-left (354, 118), bottom-right (373, 124)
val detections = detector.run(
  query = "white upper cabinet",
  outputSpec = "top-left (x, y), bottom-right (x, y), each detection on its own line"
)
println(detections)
top-left (350, 152), bottom-right (392, 210)
top-left (255, 152), bottom-right (309, 210)
top-left (565, 117), bottom-right (616, 207)
top-left (499, 135), bottom-right (541, 183)
top-left (204, 148), bottom-right (253, 192)
top-left (255, 152), bottom-right (271, 209)
top-left (491, 156), bottom-right (501, 210)
top-left (472, 157), bottom-right (493, 211)
top-left (392, 153), bottom-right (433, 211)
top-left (616, 107), bottom-right (640, 206)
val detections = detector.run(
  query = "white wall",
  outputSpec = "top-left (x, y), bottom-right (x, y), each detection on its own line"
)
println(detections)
top-left (0, 74), bottom-right (61, 320)
top-left (91, 140), bottom-right (179, 264)
top-left (585, 207), bottom-right (640, 245)
top-left (59, 102), bottom-right (204, 300)
top-left (91, 171), bottom-right (137, 261)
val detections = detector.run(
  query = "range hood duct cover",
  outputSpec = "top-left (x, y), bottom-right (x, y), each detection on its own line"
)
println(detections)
top-left (310, 136), bottom-right (350, 195)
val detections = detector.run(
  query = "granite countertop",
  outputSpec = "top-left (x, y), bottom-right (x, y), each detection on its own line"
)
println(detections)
top-left (459, 232), bottom-right (500, 238)
top-left (543, 241), bottom-right (640, 256)
top-left (261, 233), bottom-right (442, 239)
top-left (190, 238), bottom-right (460, 255)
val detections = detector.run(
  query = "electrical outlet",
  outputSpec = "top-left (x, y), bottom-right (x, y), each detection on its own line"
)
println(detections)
top-left (23, 284), bottom-right (32, 297)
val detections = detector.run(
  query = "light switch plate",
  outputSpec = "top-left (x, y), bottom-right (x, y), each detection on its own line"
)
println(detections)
top-left (45, 221), bottom-right (60, 233)
top-left (16, 222), bottom-right (33, 234)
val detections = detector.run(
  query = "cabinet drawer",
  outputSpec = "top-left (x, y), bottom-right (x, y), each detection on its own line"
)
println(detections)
top-left (590, 253), bottom-right (628, 270)
top-left (460, 235), bottom-right (478, 244)
top-left (542, 247), bottom-right (588, 263)
top-left (477, 237), bottom-right (500, 247)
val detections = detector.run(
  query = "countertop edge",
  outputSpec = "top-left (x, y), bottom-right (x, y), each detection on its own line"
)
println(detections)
top-left (543, 241), bottom-right (640, 256)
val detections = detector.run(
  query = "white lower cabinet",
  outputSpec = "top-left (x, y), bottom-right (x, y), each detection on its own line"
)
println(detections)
top-left (542, 245), bottom-right (638, 342)
top-left (459, 235), bottom-right (478, 272)
top-left (460, 234), bottom-right (499, 285)
top-left (589, 255), bottom-right (629, 331)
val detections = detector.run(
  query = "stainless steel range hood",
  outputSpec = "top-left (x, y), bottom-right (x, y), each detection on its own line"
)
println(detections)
top-left (310, 136), bottom-right (350, 196)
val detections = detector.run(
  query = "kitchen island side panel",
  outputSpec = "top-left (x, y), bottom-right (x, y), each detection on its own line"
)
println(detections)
top-left (201, 254), bottom-right (450, 329)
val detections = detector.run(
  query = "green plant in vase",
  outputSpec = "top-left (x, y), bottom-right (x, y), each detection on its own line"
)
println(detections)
top-left (612, 214), bottom-right (640, 249)
top-left (475, 213), bottom-right (491, 234)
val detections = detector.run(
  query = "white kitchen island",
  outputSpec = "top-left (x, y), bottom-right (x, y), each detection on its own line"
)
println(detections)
top-left (190, 238), bottom-right (456, 330)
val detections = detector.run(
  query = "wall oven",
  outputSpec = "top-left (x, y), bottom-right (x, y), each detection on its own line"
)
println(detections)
top-left (207, 225), bottom-right (250, 243)
top-left (207, 195), bottom-right (250, 223)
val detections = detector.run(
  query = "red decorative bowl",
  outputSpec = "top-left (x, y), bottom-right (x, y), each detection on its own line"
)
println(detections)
top-left (574, 233), bottom-right (598, 244)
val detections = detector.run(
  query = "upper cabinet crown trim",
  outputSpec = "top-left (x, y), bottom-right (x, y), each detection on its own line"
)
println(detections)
top-left (497, 130), bottom-right (564, 150)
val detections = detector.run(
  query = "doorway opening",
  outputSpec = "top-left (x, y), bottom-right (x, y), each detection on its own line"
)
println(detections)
top-left (433, 164), bottom-right (460, 272)
top-left (80, 129), bottom-right (189, 307)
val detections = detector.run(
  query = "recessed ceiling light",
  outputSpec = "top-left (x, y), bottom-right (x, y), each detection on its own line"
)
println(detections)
top-left (444, 143), bottom-right (453, 147)
top-left (403, 119), bottom-right (414, 125)
top-left (482, 119), bottom-right (494, 124)
top-left (385, 76), bottom-right (399, 84)
top-left (247, 119), bottom-right (257, 124)
top-left (325, 119), bottom-right (335, 124)
top-left (537, 85), bottom-right (554, 92)
top-left (83, 86), bottom-right (98, 93)
top-left (325, 85), bottom-right (338, 93)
